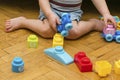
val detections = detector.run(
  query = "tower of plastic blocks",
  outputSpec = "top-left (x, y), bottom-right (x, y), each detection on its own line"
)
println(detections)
top-left (74, 52), bottom-right (93, 72)
top-left (95, 60), bottom-right (112, 77)
top-left (114, 60), bottom-right (120, 74)
top-left (102, 24), bottom-right (120, 43)
top-left (12, 57), bottom-right (24, 73)
top-left (27, 34), bottom-right (38, 48)
top-left (53, 33), bottom-right (64, 47)
top-left (57, 13), bottom-right (72, 37)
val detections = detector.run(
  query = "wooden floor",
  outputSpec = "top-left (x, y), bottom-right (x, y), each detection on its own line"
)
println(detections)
top-left (0, 0), bottom-right (120, 80)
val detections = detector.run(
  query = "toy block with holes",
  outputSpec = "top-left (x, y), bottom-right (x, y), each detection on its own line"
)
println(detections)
top-left (57, 13), bottom-right (73, 37)
top-left (52, 33), bottom-right (64, 47)
top-left (12, 57), bottom-right (24, 73)
top-left (44, 46), bottom-right (73, 65)
top-left (74, 52), bottom-right (93, 72)
top-left (114, 60), bottom-right (120, 74)
top-left (27, 34), bottom-right (38, 48)
top-left (95, 60), bottom-right (112, 77)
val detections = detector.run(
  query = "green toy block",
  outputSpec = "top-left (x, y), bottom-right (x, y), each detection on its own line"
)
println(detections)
top-left (27, 34), bottom-right (38, 48)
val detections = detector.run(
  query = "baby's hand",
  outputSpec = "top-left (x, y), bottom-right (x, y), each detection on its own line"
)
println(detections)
top-left (47, 12), bottom-right (60, 32)
top-left (103, 14), bottom-right (116, 27)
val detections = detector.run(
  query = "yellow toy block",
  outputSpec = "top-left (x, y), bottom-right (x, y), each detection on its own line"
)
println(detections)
top-left (95, 60), bottom-right (112, 77)
top-left (27, 34), bottom-right (38, 48)
top-left (53, 33), bottom-right (64, 47)
top-left (114, 60), bottom-right (120, 74)
top-left (117, 21), bottom-right (120, 30)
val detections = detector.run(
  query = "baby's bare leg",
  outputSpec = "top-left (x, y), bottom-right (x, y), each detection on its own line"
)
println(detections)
top-left (66, 19), bottom-right (105, 39)
top-left (5, 17), bottom-right (55, 38)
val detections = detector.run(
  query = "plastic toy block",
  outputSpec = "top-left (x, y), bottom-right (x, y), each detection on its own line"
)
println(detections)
top-left (95, 60), bottom-right (112, 77)
top-left (57, 13), bottom-right (73, 37)
top-left (12, 57), bottom-right (24, 73)
top-left (27, 34), bottom-right (38, 48)
top-left (114, 60), bottom-right (120, 74)
top-left (52, 33), bottom-right (64, 47)
top-left (44, 46), bottom-right (73, 65)
top-left (74, 52), bottom-right (93, 72)
top-left (117, 21), bottom-right (120, 30)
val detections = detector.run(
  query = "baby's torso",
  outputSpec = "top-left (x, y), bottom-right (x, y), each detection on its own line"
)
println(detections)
top-left (49, 0), bottom-right (83, 11)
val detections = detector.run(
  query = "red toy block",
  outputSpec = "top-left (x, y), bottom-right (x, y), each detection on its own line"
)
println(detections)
top-left (74, 52), bottom-right (93, 72)
top-left (74, 52), bottom-right (86, 63)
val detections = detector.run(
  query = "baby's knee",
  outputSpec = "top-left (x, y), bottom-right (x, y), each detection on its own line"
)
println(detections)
top-left (40, 26), bottom-right (54, 38)
top-left (66, 30), bottom-right (80, 39)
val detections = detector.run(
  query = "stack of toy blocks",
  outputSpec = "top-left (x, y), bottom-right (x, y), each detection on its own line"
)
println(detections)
top-left (44, 13), bottom-right (73, 65)
top-left (102, 24), bottom-right (120, 43)
top-left (27, 34), bottom-right (38, 48)
top-left (53, 13), bottom-right (72, 47)
top-left (74, 52), bottom-right (93, 72)
top-left (114, 60), bottom-right (120, 74)
top-left (95, 60), bottom-right (112, 77)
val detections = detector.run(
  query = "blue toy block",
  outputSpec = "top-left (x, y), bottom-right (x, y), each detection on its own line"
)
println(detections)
top-left (57, 13), bottom-right (73, 37)
top-left (44, 46), bottom-right (73, 65)
top-left (12, 57), bottom-right (24, 73)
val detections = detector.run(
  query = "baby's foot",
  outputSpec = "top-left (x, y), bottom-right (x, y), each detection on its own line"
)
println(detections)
top-left (90, 19), bottom-right (106, 31)
top-left (5, 17), bottom-right (26, 32)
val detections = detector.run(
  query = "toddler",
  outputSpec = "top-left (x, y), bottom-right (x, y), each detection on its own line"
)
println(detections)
top-left (5, 0), bottom-right (116, 39)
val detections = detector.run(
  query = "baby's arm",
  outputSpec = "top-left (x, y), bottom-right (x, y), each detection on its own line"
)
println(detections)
top-left (91, 0), bottom-right (116, 26)
top-left (39, 0), bottom-right (60, 31)
top-left (39, 0), bottom-right (53, 17)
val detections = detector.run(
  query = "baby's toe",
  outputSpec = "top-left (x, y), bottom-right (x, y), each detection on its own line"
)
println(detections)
top-left (5, 26), bottom-right (13, 32)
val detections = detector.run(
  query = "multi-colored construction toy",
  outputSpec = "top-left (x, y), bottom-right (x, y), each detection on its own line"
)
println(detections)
top-left (44, 13), bottom-right (73, 65)
top-left (102, 24), bottom-right (120, 43)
